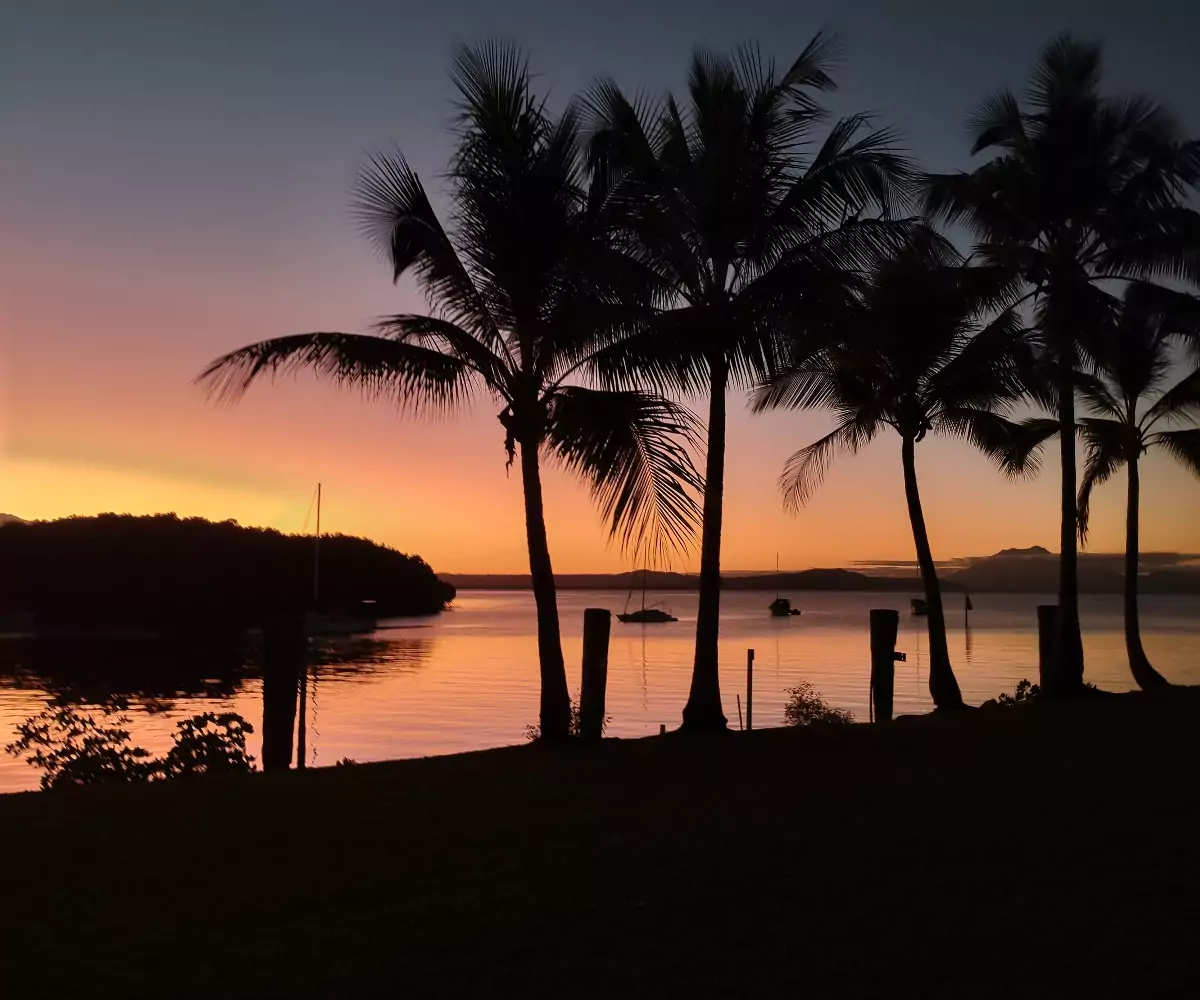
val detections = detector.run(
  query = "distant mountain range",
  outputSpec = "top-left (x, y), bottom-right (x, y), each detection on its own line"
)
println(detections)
top-left (445, 546), bottom-right (1200, 594)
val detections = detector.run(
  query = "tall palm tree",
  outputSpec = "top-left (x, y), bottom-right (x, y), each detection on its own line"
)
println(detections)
top-left (1075, 285), bottom-right (1200, 689)
top-left (585, 35), bottom-right (915, 731)
top-left (925, 35), bottom-right (1200, 694)
top-left (754, 243), bottom-right (1045, 709)
top-left (199, 43), bottom-right (702, 740)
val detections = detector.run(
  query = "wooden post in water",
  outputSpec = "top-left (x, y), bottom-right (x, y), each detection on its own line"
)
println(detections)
top-left (296, 666), bottom-right (308, 770)
top-left (746, 648), bottom-right (755, 731)
top-left (1037, 605), bottom-right (1058, 690)
top-left (579, 608), bottom-right (611, 740)
top-left (869, 609), bottom-right (900, 724)
top-left (262, 616), bottom-right (305, 771)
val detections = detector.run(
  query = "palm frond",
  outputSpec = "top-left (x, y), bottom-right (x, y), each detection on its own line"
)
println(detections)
top-left (935, 409), bottom-right (1058, 478)
top-left (1077, 417), bottom-right (1129, 542)
top-left (778, 30), bottom-right (840, 92)
top-left (1027, 34), bottom-right (1103, 111)
top-left (968, 89), bottom-right (1028, 155)
top-left (924, 306), bottom-right (1028, 413)
top-left (196, 333), bottom-right (475, 414)
top-left (544, 387), bottom-right (703, 563)
top-left (1153, 427), bottom-right (1200, 479)
top-left (351, 151), bottom-right (506, 353)
top-left (1144, 366), bottom-right (1200, 428)
top-left (779, 417), bottom-right (877, 512)
top-left (373, 314), bottom-right (513, 397)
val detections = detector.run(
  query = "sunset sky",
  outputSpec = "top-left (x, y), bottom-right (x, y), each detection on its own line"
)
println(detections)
top-left (4, 1), bottom-right (1200, 574)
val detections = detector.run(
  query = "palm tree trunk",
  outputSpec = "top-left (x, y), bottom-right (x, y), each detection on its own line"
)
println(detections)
top-left (1048, 353), bottom-right (1085, 695)
top-left (519, 438), bottom-right (572, 739)
top-left (1124, 457), bottom-right (1168, 690)
top-left (681, 357), bottom-right (728, 732)
top-left (901, 435), bottom-right (963, 709)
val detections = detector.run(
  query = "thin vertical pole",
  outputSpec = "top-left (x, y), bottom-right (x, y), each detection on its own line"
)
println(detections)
top-left (736, 695), bottom-right (743, 731)
top-left (312, 482), bottom-right (322, 606)
top-left (296, 666), bottom-right (308, 769)
top-left (746, 648), bottom-right (755, 731)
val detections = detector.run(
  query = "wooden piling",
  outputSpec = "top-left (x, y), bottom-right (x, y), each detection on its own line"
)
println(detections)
top-left (579, 608), bottom-right (611, 740)
top-left (1037, 605), bottom-right (1058, 690)
top-left (869, 609), bottom-right (900, 724)
top-left (746, 648), bottom-right (755, 731)
top-left (262, 616), bottom-right (305, 771)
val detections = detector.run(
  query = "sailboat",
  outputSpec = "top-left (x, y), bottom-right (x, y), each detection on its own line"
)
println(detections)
top-left (768, 554), bottom-right (801, 617)
top-left (305, 483), bottom-right (377, 637)
top-left (617, 568), bottom-right (677, 623)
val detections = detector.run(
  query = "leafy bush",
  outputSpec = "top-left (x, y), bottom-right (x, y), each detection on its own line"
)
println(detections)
top-left (6, 699), bottom-right (256, 790)
top-left (997, 678), bottom-right (1040, 705)
top-left (5, 699), bottom-right (155, 789)
top-left (159, 713), bottom-right (255, 778)
top-left (783, 682), bottom-right (855, 726)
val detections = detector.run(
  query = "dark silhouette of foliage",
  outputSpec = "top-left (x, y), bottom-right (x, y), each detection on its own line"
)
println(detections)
top-left (199, 42), bottom-right (703, 741)
top-left (0, 513), bottom-right (453, 629)
top-left (585, 33), bottom-right (916, 731)
top-left (5, 699), bottom-right (256, 790)
top-left (782, 681), bottom-right (854, 725)
top-left (996, 679), bottom-right (1041, 706)
top-left (160, 713), bottom-right (256, 778)
top-left (1074, 286), bottom-right (1200, 688)
top-left (925, 34), bottom-right (1200, 694)
top-left (755, 240), bottom-right (1043, 709)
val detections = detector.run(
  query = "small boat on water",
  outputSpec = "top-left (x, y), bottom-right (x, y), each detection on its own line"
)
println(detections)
top-left (910, 598), bottom-right (929, 616)
top-left (617, 569), bottom-right (677, 624)
top-left (768, 555), bottom-right (801, 617)
top-left (768, 597), bottom-right (801, 617)
top-left (618, 607), bottom-right (678, 624)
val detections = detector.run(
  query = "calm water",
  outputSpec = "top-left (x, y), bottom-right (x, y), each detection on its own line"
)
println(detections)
top-left (3, 589), bottom-right (1199, 793)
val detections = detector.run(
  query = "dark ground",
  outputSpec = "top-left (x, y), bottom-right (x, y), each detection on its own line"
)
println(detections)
top-left (2, 691), bottom-right (1198, 997)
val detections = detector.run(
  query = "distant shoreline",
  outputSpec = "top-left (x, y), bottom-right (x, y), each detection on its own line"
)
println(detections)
top-left (442, 562), bottom-right (1200, 595)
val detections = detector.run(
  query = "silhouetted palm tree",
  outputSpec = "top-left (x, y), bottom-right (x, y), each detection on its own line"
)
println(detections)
top-left (1075, 286), bottom-right (1200, 689)
top-left (754, 243), bottom-right (1044, 709)
top-left (199, 43), bottom-right (702, 740)
top-left (585, 34), bottom-right (915, 730)
top-left (925, 35), bottom-right (1200, 694)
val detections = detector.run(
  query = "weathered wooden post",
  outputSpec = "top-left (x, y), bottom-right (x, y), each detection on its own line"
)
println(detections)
top-left (296, 667), bottom-right (308, 770)
top-left (869, 609), bottom-right (901, 723)
top-left (746, 648), bottom-right (755, 731)
top-left (579, 608), bottom-right (611, 740)
top-left (1037, 605), bottom-right (1058, 689)
top-left (262, 615), bottom-right (305, 771)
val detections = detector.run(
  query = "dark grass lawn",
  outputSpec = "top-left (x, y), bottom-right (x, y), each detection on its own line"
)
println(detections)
top-left (2, 691), bottom-right (1199, 997)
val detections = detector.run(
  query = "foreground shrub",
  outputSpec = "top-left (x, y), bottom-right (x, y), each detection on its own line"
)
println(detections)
top-left (6, 699), bottom-right (256, 790)
top-left (783, 682), bottom-right (855, 726)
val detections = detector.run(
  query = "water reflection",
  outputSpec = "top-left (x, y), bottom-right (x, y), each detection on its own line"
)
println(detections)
top-left (3, 591), bottom-right (1200, 793)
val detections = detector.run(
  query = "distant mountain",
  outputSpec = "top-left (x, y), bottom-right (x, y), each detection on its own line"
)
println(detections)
top-left (0, 513), bottom-right (28, 526)
top-left (446, 550), bottom-right (1200, 593)
top-left (442, 568), bottom-right (949, 593)
top-left (945, 548), bottom-right (1200, 593)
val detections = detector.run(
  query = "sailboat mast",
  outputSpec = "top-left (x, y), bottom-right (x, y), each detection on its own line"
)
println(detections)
top-left (312, 482), bottom-right (322, 606)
